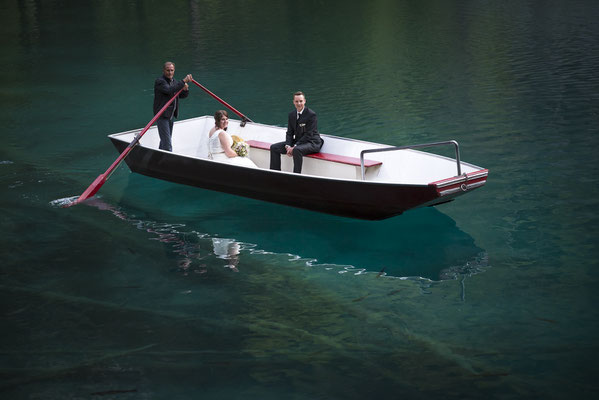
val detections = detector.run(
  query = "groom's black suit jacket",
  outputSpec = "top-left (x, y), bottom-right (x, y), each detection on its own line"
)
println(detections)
top-left (285, 107), bottom-right (322, 147)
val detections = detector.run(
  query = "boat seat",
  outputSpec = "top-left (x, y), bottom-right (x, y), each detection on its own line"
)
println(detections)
top-left (246, 139), bottom-right (382, 179)
top-left (246, 140), bottom-right (382, 167)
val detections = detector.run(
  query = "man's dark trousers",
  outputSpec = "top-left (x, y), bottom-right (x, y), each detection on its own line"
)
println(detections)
top-left (270, 141), bottom-right (322, 173)
top-left (157, 117), bottom-right (174, 151)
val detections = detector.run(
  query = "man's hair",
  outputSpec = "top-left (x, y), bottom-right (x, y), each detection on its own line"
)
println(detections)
top-left (163, 61), bottom-right (175, 69)
top-left (293, 91), bottom-right (305, 98)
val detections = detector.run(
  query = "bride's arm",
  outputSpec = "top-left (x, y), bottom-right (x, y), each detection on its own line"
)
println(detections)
top-left (219, 132), bottom-right (238, 158)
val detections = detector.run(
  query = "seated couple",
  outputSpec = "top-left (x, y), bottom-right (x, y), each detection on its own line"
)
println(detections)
top-left (206, 110), bottom-right (257, 168)
top-left (205, 91), bottom-right (323, 173)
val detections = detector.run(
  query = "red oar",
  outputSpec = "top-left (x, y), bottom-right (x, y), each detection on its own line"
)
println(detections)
top-left (191, 79), bottom-right (252, 124)
top-left (70, 88), bottom-right (184, 206)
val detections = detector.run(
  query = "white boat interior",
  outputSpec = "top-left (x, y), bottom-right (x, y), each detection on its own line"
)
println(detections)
top-left (110, 116), bottom-right (484, 184)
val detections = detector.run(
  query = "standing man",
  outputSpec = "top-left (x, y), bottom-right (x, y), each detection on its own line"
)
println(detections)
top-left (270, 91), bottom-right (323, 173)
top-left (153, 61), bottom-right (193, 151)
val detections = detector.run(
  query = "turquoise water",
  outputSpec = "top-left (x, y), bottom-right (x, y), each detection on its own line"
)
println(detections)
top-left (2, 0), bottom-right (598, 398)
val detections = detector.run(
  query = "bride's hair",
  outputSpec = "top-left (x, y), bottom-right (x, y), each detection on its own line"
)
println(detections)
top-left (214, 110), bottom-right (228, 127)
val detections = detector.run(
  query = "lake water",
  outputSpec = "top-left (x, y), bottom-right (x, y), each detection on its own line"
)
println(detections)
top-left (1, 1), bottom-right (598, 399)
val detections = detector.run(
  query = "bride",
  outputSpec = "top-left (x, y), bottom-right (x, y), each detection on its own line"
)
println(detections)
top-left (206, 110), bottom-right (257, 168)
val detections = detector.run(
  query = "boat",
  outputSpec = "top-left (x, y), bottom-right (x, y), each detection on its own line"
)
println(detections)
top-left (107, 115), bottom-right (488, 220)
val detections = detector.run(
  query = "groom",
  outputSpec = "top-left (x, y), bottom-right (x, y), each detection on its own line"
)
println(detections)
top-left (270, 91), bottom-right (323, 173)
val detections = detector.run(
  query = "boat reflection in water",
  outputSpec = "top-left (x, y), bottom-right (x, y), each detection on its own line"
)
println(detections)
top-left (93, 175), bottom-right (488, 284)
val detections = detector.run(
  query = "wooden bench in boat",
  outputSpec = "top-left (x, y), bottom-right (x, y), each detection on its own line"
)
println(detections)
top-left (246, 140), bottom-right (382, 179)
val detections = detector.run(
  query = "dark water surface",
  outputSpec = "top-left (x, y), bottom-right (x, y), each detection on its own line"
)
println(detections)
top-left (2, 0), bottom-right (598, 398)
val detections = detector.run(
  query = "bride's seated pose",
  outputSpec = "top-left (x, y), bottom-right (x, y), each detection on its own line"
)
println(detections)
top-left (207, 110), bottom-right (257, 168)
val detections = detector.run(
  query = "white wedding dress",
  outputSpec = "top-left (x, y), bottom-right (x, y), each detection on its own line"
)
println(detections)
top-left (207, 129), bottom-right (258, 168)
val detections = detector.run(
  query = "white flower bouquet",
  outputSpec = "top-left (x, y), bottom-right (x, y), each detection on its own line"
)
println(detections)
top-left (231, 135), bottom-right (249, 157)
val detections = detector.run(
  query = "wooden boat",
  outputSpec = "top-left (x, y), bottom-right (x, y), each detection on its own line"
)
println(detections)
top-left (108, 116), bottom-right (488, 220)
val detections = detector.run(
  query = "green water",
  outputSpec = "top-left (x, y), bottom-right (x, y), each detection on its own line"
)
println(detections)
top-left (2, 0), bottom-right (598, 398)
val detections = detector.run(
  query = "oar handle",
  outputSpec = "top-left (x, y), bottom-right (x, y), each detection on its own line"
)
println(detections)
top-left (191, 79), bottom-right (252, 124)
top-left (74, 87), bottom-right (185, 204)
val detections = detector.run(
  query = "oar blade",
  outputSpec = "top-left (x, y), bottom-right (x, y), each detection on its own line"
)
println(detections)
top-left (72, 174), bottom-right (106, 205)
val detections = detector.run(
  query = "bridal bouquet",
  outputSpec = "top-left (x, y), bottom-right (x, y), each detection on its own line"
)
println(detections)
top-left (231, 135), bottom-right (249, 157)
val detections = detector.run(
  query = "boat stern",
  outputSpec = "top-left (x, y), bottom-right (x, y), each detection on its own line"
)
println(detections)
top-left (427, 169), bottom-right (488, 204)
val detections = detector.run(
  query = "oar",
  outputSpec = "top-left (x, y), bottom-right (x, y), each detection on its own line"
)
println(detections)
top-left (191, 79), bottom-right (252, 125)
top-left (70, 88), bottom-right (184, 206)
